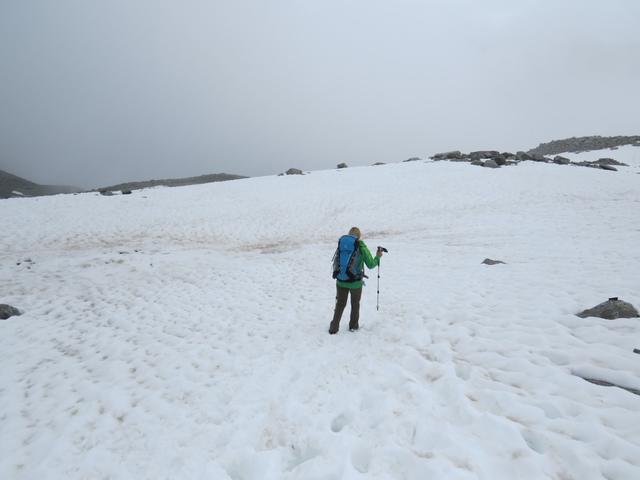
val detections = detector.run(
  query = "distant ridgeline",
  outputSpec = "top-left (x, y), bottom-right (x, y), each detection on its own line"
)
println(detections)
top-left (528, 135), bottom-right (640, 156)
top-left (98, 173), bottom-right (247, 193)
top-left (0, 169), bottom-right (81, 199)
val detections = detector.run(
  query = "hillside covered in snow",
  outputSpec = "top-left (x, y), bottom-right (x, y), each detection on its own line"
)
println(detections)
top-left (1, 149), bottom-right (640, 479)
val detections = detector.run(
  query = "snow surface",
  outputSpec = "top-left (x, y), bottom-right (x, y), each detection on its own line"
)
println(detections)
top-left (1, 153), bottom-right (640, 480)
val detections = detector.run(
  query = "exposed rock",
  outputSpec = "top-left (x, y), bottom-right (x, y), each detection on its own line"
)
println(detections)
top-left (493, 155), bottom-right (507, 166)
top-left (528, 135), bottom-right (640, 156)
top-left (471, 160), bottom-right (484, 166)
top-left (97, 173), bottom-right (246, 192)
top-left (403, 157), bottom-right (420, 162)
top-left (596, 158), bottom-right (628, 166)
top-left (599, 165), bottom-right (618, 172)
top-left (577, 297), bottom-right (639, 320)
top-left (530, 153), bottom-right (550, 162)
top-left (100, 190), bottom-right (114, 196)
top-left (121, 190), bottom-right (132, 195)
top-left (336, 163), bottom-right (348, 169)
top-left (285, 168), bottom-right (304, 175)
top-left (0, 304), bottom-right (21, 320)
top-left (432, 151), bottom-right (463, 160)
top-left (576, 376), bottom-right (640, 396)
top-left (553, 156), bottom-right (571, 165)
top-left (372, 162), bottom-right (386, 166)
top-left (634, 348), bottom-right (640, 354)
top-left (516, 151), bottom-right (531, 161)
top-left (482, 258), bottom-right (506, 265)
top-left (483, 159), bottom-right (500, 168)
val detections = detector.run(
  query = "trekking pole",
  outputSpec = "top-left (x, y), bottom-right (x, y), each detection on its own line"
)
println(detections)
top-left (377, 263), bottom-right (381, 311)
top-left (376, 246), bottom-right (388, 311)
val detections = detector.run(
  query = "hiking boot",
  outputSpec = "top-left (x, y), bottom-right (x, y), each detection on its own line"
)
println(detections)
top-left (349, 326), bottom-right (359, 332)
top-left (329, 328), bottom-right (338, 335)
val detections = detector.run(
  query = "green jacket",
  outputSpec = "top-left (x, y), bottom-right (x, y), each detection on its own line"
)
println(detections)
top-left (337, 241), bottom-right (380, 289)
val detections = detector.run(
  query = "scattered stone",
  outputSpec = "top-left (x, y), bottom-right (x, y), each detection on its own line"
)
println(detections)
top-left (530, 153), bottom-right (550, 162)
top-left (100, 190), bottom-right (114, 196)
top-left (432, 151), bottom-right (463, 160)
top-left (121, 190), bottom-right (132, 195)
top-left (516, 151), bottom-right (531, 161)
top-left (599, 165), bottom-right (618, 171)
top-left (596, 158), bottom-right (628, 166)
top-left (372, 162), bottom-right (386, 166)
top-left (577, 297), bottom-right (639, 320)
top-left (482, 258), bottom-right (506, 265)
top-left (483, 159), bottom-right (500, 168)
top-left (336, 163), bottom-right (348, 169)
top-left (403, 157), bottom-right (420, 162)
top-left (634, 348), bottom-right (640, 354)
top-left (493, 155), bottom-right (507, 166)
top-left (285, 168), bottom-right (303, 175)
top-left (577, 376), bottom-right (640, 396)
top-left (0, 304), bottom-right (21, 320)
top-left (553, 155), bottom-right (571, 165)
top-left (471, 160), bottom-right (484, 166)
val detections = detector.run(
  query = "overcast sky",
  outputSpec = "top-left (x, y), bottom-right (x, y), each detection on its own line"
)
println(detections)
top-left (1, 0), bottom-right (639, 188)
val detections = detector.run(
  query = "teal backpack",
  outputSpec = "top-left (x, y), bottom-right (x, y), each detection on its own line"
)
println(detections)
top-left (332, 235), bottom-right (363, 282)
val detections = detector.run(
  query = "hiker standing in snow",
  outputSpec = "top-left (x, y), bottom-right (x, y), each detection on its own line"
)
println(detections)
top-left (329, 227), bottom-right (383, 334)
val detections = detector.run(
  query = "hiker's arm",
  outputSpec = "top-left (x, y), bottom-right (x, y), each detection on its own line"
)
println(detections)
top-left (360, 242), bottom-right (380, 269)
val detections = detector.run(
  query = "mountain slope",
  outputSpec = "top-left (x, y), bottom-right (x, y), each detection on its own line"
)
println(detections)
top-left (0, 169), bottom-right (81, 198)
top-left (1, 158), bottom-right (639, 479)
top-left (97, 172), bottom-right (247, 192)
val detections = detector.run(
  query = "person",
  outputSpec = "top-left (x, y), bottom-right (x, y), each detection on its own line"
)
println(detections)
top-left (329, 227), bottom-right (383, 334)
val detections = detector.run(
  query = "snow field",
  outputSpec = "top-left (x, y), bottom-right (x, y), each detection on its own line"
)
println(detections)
top-left (1, 155), bottom-right (640, 479)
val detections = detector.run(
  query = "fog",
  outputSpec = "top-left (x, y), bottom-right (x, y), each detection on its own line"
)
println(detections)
top-left (1, 0), bottom-right (639, 188)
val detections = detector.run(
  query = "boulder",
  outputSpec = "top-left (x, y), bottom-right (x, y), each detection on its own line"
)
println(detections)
top-left (285, 168), bottom-right (304, 175)
top-left (121, 190), bottom-right (132, 195)
top-left (372, 162), bottom-right (386, 166)
top-left (432, 151), bottom-right (462, 160)
top-left (336, 163), bottom-right (348, 169)
top-left (596, 158), bottom-right (627, 166)
top-left (530, 153), bottom-right (550, 162)
top-left (492, 154), bottom-right (507, 166)
top-left (403, 157), bottom-right (420, 162)
top-left (100, 190), bottom-right (114, 196)
top-left (516, 151), bottom-right (531, 161)
top-left (0, 304), bottom-right (21, 320)
top-left (599, 165), bottom-right (618, 171)
top-left (482, 159), bottom-right (500, 168)
top-left (482, 258), bottom-right (506, 265)
top-left (577, 297), bottom-right (639, 320)
top-left (553, 156), bottom-right (571, 165)
top-left (471, 160), bottom-right (484, 166)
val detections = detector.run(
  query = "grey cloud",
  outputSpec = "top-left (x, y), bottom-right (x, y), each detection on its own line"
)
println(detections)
top-left (1, 0), bottom-right (638, 188)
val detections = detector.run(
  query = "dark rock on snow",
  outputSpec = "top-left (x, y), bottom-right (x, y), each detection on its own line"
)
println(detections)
top-left (403, 157), bottom-right (420, 162)
top-left (100, 190), bottom-right (114, 196)
top-left (336, 163), bottom-right (348, 169)
top-left (577, 297), bottom-right (639, 320)
top-left (482, 258), bottom-right (506, 265)
top-left (599, 165), bottom-right (618, 171)
top-left (553, 156), bottom-right (571, 165)
top-left (121, 190), bottom-right (132, 195)
top-left (286, 168), bottom-right (304, 175)
top-left (0, 304), bottom-right (21, 320)
top-left (483, 159), bottom-right (500, 168)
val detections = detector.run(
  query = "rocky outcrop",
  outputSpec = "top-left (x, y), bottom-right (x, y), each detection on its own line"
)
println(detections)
top-left (285, 168), bottom-right (304, 175)
top-left (577, 297), bottom-right (639, 320)
top-left (97, 173), bottom-right (247, 192)
top-left (528, 136), bottom-right (640, 156)
top-left (0, 304), bottom-right (21, 320)
top-left (482, 258), bottom-right (506, 265)
top-left (0, 170), bottom-right (81, 199)
top-left (336, 163), bottom-right (348, 169)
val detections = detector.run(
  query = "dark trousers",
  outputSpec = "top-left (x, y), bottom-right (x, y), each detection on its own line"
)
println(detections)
top-left (329, 285), bottom-right (363, 333)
